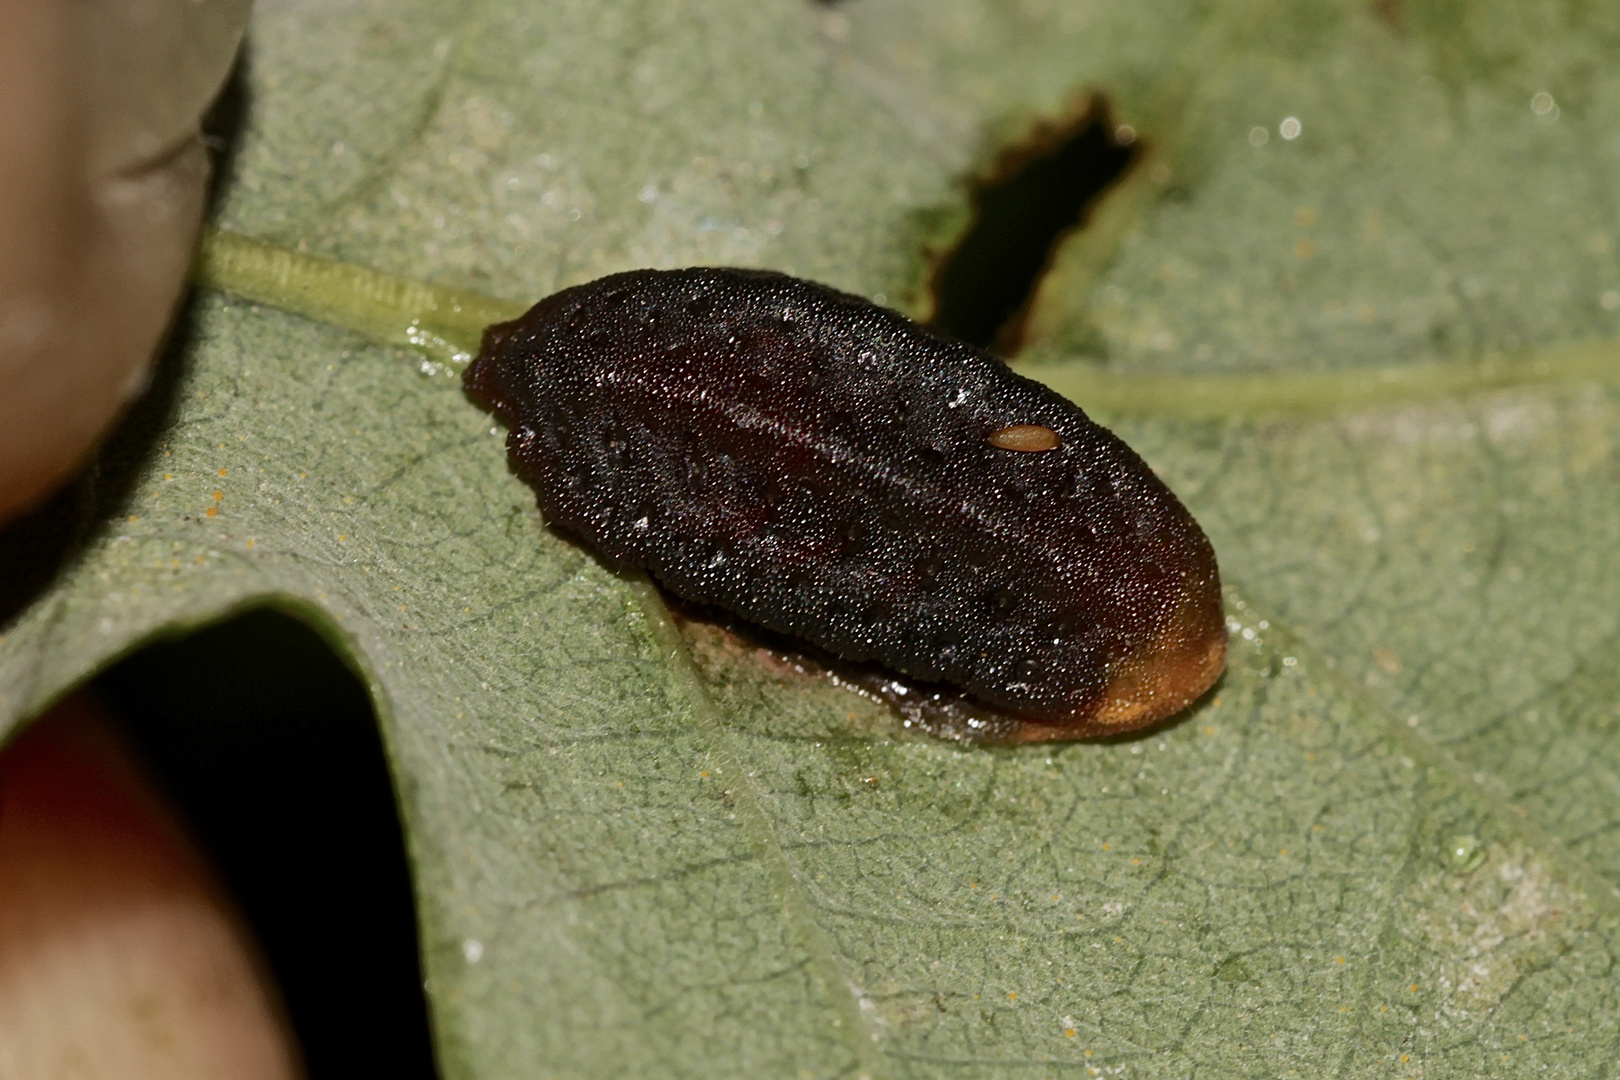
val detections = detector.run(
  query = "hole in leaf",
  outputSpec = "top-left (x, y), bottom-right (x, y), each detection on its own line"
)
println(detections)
top-left (96, 609), bottom-right (438, 1080)
top-left (929, 97), bottom-right (1138, 355)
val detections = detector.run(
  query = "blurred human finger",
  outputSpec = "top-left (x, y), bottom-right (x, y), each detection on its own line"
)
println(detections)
top-left (0, 692), bottom-right (303, 1080)
top-left (0, 0), bottom-right (251, 523)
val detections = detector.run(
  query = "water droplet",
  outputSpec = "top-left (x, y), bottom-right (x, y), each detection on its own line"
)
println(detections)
top-left (1446, 835), bottom-right (1485, 873)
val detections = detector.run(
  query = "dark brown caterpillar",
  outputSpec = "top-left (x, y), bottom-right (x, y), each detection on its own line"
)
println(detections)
top-left (465, 268), bottom-right (1224, 741)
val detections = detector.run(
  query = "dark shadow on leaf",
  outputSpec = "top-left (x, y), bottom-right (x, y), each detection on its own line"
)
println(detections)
top-left (95, 608), bottom-right (439, 1080)
top-left (929, 96), bottom-right (1138, 356)
top-left (202, 41), bottom-right (254, 217)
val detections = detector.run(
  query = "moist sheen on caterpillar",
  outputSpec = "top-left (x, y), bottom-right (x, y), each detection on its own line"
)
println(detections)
top-left (465, 267), bottom-right (1225, 741)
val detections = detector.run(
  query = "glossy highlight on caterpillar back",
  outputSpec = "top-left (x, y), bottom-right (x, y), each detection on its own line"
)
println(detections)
top-left (465, 267), bottom-right (1225, 741)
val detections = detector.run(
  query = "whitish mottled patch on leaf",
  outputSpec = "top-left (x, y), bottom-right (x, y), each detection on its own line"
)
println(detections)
top-left (1402, 845), bottom-right (1589, 1016)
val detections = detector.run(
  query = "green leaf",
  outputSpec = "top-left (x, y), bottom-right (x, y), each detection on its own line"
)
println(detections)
top-left (7, 0), bottom-right (1620, 1075)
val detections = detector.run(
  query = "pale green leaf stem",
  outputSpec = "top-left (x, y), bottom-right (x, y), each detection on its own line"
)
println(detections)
top-left (196, 225), bottom-right (1620, 418)
top-left (194, 227), bottom-right (525, 365)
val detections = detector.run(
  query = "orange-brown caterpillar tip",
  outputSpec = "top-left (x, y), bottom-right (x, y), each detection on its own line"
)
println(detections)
top-left (1008, 580), bottom-right (1227, 743)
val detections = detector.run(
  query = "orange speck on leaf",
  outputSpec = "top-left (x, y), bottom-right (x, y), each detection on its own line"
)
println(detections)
top-left (218, 468), bottom-right (228, 477)
top-left (212, 490), bottom-right (223, 501)
top-left (205, 507), bottom-right (218, 518)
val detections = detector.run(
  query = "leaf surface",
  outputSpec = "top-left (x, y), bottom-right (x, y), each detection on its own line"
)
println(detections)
top-left (6, 0), bottom-right (1620, 1076)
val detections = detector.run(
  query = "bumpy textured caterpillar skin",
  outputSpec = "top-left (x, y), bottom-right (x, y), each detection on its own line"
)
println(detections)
top-left (465, 268), bottom-right (1225, 741)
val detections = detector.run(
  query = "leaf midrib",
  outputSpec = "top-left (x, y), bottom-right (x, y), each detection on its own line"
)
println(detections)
top-left (193, 227), bottom-right (1620, 419)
